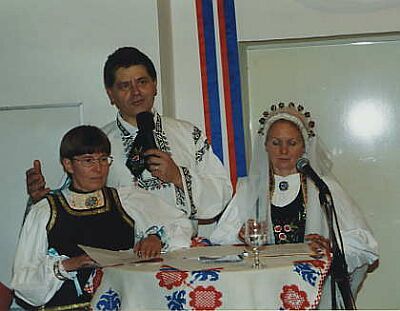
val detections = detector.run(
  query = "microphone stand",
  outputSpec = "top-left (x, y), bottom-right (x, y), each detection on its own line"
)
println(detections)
top-left (318, 189), bottom-right (356, 310)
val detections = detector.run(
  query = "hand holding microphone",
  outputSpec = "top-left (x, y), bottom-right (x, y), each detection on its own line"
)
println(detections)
top-left (136, 111), bottom-right (158, 151)
top-left (133, 112), bottom-right (182, 188)
top-left (125, 111), bottom-right (158, 178)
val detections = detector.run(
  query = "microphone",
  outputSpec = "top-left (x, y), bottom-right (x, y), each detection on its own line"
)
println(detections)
top-left (136, 111), bottom-right (157, 151)
top-left (296, 157), bottom-right (330, 193)
top-left (125, 112), bottom-right (158, 177)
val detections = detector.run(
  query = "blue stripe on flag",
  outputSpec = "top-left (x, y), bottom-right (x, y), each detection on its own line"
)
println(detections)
top-left (221, 0), bottom-right (247, 177)
top-left (202, 0), bottom-right (224, 162)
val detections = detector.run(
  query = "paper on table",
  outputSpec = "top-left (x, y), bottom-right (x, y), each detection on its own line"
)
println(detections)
top-left (79, 245), bottom-right (161, 268)
top-left (255, 242), bottom-right (312, 257)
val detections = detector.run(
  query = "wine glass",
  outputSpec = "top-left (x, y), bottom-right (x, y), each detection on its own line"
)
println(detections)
top-left (244, 219), bottom-right (268, 268)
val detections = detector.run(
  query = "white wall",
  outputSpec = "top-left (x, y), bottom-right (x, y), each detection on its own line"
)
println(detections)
top-left (163, 0), bottom-right (204, 127)
top-left (235, 0), bottom-right (400, 41)
top-left (0, 0), bottom-right (162, 126)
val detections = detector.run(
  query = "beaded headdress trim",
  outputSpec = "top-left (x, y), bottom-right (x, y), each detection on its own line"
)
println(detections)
top-left (258, 102), bottom-right (315, 142)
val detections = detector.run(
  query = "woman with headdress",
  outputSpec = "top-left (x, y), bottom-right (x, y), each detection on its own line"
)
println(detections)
top-left (210, 102), bottom-right (378, 305)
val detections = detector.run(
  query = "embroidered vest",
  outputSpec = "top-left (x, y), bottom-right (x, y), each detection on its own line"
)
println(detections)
top-left (44, 187), bottom-right (134, 308)
top-left (271, 190), bottom-right (307, 244)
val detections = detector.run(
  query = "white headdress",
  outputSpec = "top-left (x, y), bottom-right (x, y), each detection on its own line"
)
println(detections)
top-left (250, 102), bottom-right (332, 178)
top-left (212, 102), bottom-right (334, 244)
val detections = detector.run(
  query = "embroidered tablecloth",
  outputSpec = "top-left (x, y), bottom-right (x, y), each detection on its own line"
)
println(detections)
top-left (91, 244), bottom-right (331, 310)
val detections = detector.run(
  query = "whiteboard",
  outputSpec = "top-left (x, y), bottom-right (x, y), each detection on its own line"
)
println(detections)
top-left (0, 103), bottom-right (82, 286)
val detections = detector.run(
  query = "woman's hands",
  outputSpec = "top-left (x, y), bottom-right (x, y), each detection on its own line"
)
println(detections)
top-left (61, 254), bottom-right (97, 272)
top-left (133, 234), bottom-right (162, 259)
top-left (60, 235), bottom-right (163, 272)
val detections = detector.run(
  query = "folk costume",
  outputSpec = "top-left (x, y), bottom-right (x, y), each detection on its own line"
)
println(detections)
top-left (12, 186), bottom-right (192, 309)
top-left (210, 103), bottom-right (378, 304)
top-left (102, 110), bottom-right (232, 233)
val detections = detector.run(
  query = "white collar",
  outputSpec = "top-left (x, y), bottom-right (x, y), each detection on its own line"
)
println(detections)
top-left (271, 173), bottom-right (301, 207)
top-left (117, 112), bottom-right (138, 134)
top-left (63, 188), bottom-right (105, 210)
top-left (116, 109), bottom-right (158, 135)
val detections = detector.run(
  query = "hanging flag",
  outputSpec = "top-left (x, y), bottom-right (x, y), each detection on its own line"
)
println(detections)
top-left (195, 0), bottom-right (247, 189)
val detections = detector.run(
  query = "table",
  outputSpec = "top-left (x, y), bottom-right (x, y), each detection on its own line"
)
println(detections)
top-left (90, 243), bottom-right (331, 310)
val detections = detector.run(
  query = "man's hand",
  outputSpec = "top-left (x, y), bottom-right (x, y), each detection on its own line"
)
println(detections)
top-left (26, 160), bottom-right (50, 203)
top-left (133, 234), bottom-right (162, 259)
top-left (144, 149), bottom-right (183, 188)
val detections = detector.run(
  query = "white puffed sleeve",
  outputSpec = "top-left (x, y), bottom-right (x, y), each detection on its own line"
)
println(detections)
top-left (11, 200), bottom-right (65, 306)
top-left (327, 179), bottom-right (379, 273)
top-left (117, 186), bottom-right (193, 250)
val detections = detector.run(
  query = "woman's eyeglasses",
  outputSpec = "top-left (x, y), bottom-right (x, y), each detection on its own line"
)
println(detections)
top-left (72, 155), bottom-right (114, 167)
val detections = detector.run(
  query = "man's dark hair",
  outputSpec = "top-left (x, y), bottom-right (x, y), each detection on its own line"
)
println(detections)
top-left (103, 47), bottom-right (157, 88)
top-left (60, 125), bottom-right (111, 160)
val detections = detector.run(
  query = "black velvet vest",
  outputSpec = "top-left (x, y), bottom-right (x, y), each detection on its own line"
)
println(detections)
top-left (271, 189), bottom-right (307, 244)
top-left (28, 187), bottom-right (134, 309)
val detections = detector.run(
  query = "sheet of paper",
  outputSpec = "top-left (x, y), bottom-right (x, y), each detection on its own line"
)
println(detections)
top-left (79, 245), bottom-right (143, 267)
top-left (79, 243), bottom-right (312, 271)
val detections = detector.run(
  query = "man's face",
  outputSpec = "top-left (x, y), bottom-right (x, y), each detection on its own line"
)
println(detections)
top-left (106, 65), bottom-right (157, 125)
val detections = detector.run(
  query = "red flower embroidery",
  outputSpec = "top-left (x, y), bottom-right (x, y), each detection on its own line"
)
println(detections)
top-left (92, 268), bottom-right (104, 293)
top-left (284, 224), bottom-right (292, 232)
top-left (281, 284), bottom-right (310, 310)
top-left (309, 259), bottom-right (326, 269)
top-left (279, 232), bottom-right (287, 240)
top-left (189, 286), bottom-right (222, 310)
top-left (274, 225), bottom-right (282, 232)
top-left (156, 266), bottom-right (188, 290)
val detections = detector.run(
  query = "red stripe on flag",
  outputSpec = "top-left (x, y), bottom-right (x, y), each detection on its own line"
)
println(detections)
top-left (217, 0), bottom-right (237, 189)
top-left (195, 0), bottom-right (212, 142)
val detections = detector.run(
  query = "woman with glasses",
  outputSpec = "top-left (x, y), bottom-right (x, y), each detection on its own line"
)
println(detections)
top-left (11, 125), bottom-right (192, 310)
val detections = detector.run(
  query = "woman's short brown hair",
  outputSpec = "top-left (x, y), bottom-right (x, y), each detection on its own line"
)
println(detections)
top-left (60, 125), bottom-right (111, 160)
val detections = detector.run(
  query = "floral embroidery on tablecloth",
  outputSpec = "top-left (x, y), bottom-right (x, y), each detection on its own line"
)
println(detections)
top-left (293, 262), bottom-right (321, 287)
top-left (95, 288), bottom-right (121, 311)
top-left (156, 265), bottom-right (223, 310)
top-left (279, 257), bottom-right (331, 310)
top-left (292, 259), bottom-right (328, 287)
top-left (280, 284), bottom-right (310, 310)
top-left (156, 265), bottom-right (189, 290)
top-left (189, 286), bottom-right (222, 310)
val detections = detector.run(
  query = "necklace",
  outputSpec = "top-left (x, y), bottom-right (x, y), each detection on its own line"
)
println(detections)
top-left (68, 189), bottom-right (104, 210)
top-left (278, 181), bottom-right (289, 191)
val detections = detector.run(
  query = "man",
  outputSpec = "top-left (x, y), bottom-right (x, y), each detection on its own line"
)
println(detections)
top-left (27, 47), bottom-right (232, 236)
